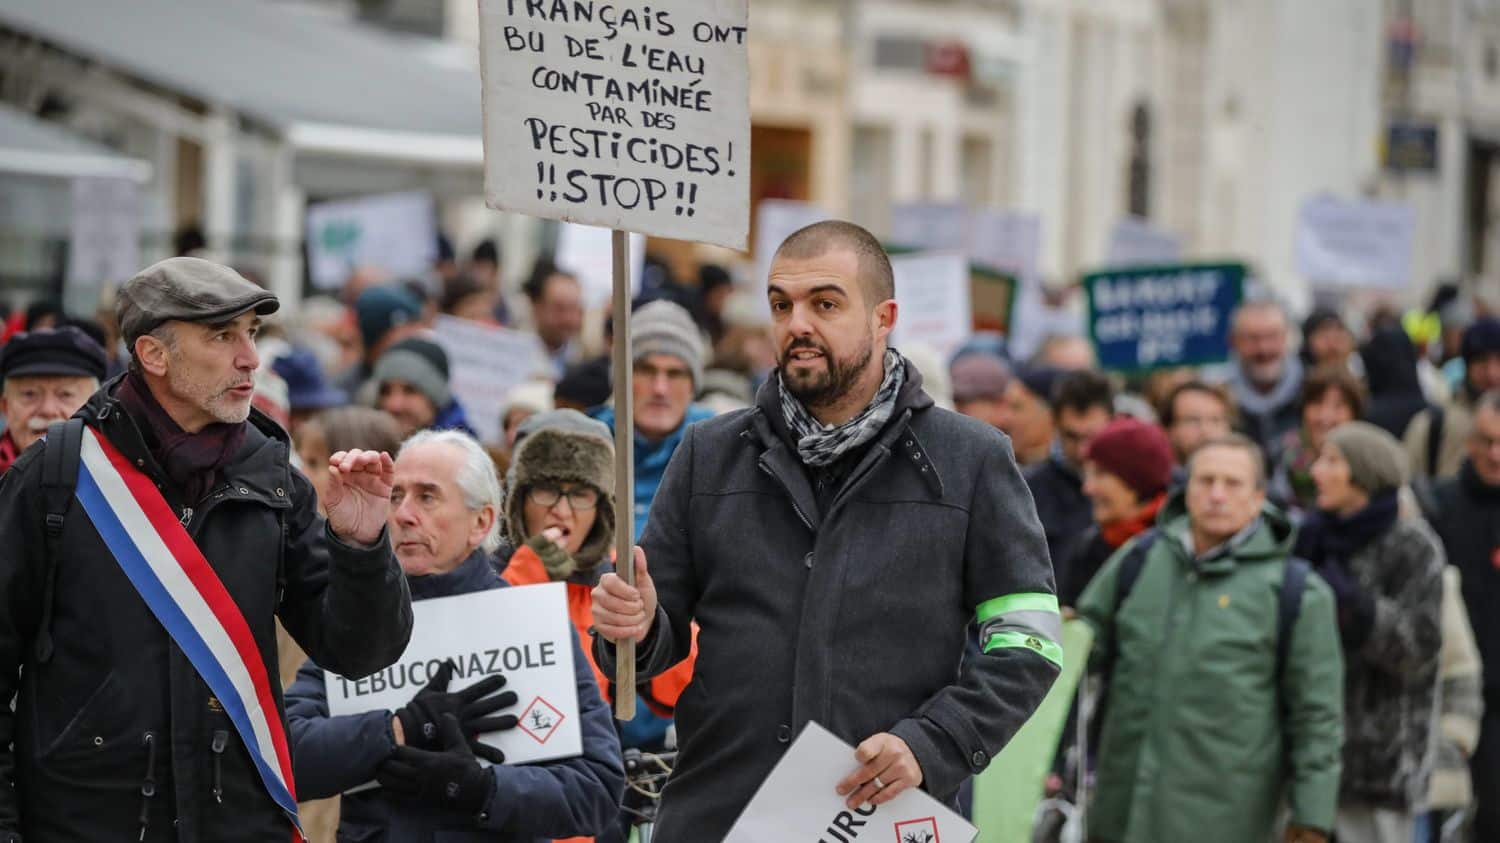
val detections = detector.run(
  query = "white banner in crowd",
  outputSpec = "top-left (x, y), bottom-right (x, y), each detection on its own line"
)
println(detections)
top-left (68, 176), bottom-right (140, 313)
top-left (326, 583), bottom-right (583, 769)
top-left (1106, 217), bottom-right (1182, 267)
top-left (890, 252), bottom-right (972, 362)
top-left (478, 0), bottom-right (751, 248)
top-left (724, 722), bottom-right (977, 843)
top-left (890, 202), bottom-right (970, 252)
top-left (555, 222), bottom-right (646, 308)
top-left (430, 316), bottom-right (549, 445)
top-left (970, 209), bottom-right (1042, 281)
top-left (305, 192), bottom-right (437, 290)
top-left (1294, 195), bottom-right (1416, 289)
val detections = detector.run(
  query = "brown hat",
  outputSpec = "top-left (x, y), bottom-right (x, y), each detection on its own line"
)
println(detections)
top-left (117, 257), bottom-right (279, 346)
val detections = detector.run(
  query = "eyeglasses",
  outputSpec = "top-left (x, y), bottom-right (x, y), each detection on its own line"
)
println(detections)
top-left (526, 484), bottom-right (600, 510)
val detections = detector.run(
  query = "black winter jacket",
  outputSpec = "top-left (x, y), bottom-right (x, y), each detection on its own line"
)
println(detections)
top-left (1427, 462), bottom-right (1500, 701)
top-left (1024, 451), bottom-right (1090, 575)
top-left (285, 549), bottom-right (623, 842)
top-left (595, 360), bottom-right (1061, 842)
top-left (0, 380), bottom-right (413, 842)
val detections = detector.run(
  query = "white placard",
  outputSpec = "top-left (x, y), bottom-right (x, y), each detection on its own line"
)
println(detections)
top-left (326, 583), bottom-right (582, 769)
top-left (305, 192), bottom-right (437, 290)
top-left (890, 252), bottom-right (972, 362)
top-left (754, 198), bottom-right (833, 286)
top-left (1106, 217), bottom-right (1181, 267)
top-left (890, 202), bottom-right (970, 252)
top-left (68, 176), bottom-right (141, 305)
top-left (970, 209), bottom-right (1042, 282)
top-left (1294, 195), bottom-right (1416, 289)
top-left (478, 0), bottom-right (751, 249)
top-left (724, 722), bottom-right (977, 843)
top-left (554, 222), bottom-right (647, 308)
top-left (430, 316), bottom-right (550, 445)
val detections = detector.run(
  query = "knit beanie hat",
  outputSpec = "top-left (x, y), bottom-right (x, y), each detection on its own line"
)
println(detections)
top-left (504, 409), bottom-right (616, 573)
top-left (1082, 417), bottom-right (1176, 500)
top-left (372, 337), bottom-right (450, 412)
top-left (632, 300), bottom-right (705, 389)
top-left (951, 353), bottom-right (1012, 402)
top-left (1461, 317), bottom-right (1500, 363)
top-left (355, 285), bottom-right (423, 351)
top-left (1325, 420), bottom-right (1406, 496)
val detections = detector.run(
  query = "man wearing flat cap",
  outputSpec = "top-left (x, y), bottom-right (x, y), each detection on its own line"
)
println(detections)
top-left (0, 257), bottom-right (414, 842)
top-left (0, 326), bottom-right (107, 474)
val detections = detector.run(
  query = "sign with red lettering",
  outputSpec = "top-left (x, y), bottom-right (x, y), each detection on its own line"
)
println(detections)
top-left (478, 0), bottom-right (750, 249)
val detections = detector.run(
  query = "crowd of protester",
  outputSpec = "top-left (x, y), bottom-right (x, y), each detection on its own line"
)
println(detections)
top-left (1, 229), bottom-right (1497, 843)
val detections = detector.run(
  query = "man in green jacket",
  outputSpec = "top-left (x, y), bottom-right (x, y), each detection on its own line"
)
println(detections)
top-left (1077, 434), bottom-right (1344, 843)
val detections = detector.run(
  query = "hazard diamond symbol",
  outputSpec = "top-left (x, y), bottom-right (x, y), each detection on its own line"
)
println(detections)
top-left (893, 817), bottom-right (940, 843)
top-left (518, 696), bottom-right (565, 744)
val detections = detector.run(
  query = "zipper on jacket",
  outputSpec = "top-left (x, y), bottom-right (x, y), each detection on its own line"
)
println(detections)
top-left (138, 731), bottom-right (158, 841)
top-left (210, 730), bottom-right (229, 804)
top-left (758, 462), bottom-right (814, 532)
top-left (179, 507), bottom-right (194, 527)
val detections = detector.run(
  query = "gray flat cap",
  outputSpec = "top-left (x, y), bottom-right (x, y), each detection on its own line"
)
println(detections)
top-left (118, 257), bottom-right (279, 345)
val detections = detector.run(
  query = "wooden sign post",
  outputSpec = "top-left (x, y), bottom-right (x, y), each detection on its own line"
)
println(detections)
top-left (478, 0), bottom-right (751, 721)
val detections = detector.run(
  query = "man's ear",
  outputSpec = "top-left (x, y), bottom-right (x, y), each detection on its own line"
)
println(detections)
top-left (469, 503), bottom-right (496, 549)
top-left (134, 333), bottom-right (171, 377)
top-left (872, 299), bottom-right (898, 341)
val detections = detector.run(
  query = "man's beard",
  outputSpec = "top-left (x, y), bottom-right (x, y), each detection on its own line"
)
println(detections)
top-left (168, 360), bottom-right (252, 425)
top-left (780, 335), bottom-right (874, 410)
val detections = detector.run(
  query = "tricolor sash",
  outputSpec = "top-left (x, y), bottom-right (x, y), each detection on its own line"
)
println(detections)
top-left (71, 425), bottom-right (303, 839)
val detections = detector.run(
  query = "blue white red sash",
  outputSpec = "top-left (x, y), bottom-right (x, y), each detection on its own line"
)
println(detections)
top-left (71, 426), bottom-right (303, 839)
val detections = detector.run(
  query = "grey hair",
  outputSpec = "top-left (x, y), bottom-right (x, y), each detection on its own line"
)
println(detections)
top-left (1476, 389), bottom-right (1500, 417)
top-left (398, 429), bottom-right (503, 554)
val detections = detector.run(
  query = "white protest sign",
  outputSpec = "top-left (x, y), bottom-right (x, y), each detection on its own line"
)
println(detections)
top-left (755, 198), bottom-right (832, 286)
top-left (555, 222), bottom-right (646, 308)
top-left (890, 252), bottom-right (972, 362)
top-left (1294, 195), bottom-right (1416, 289)
top-left (305, 192), bottom-right (436, 290)
top-left (326, 583), bottom-right (582, 768)
top-left (724, 722), bottom-right (977, 843)
top-left (970, 208), bottom-right (1041, 282)
top-left (478, 0), bottom-right (750, 248)
top-left (890, 202), bottom-right (969, 252)
top-left (68, 176), bottom-right (140, 314)
top-left (1106, 217), bottom-right (1181, 267)
top-left (429, 316), bottom-right (550, 445)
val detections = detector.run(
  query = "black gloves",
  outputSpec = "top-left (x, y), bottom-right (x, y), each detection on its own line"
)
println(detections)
top-left (378, 713), bottom-right (506, 815)
top-left (393, 661), bottom-right (519, 751)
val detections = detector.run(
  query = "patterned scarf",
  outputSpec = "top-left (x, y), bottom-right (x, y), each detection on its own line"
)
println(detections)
top-left (780, 349), bottom-right (905, 467)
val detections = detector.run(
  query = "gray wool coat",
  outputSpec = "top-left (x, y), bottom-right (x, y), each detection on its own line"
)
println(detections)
top-left (595, 358), bottom-right (1062, 842)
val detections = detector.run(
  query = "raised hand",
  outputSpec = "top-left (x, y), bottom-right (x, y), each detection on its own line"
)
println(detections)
top-left (323, 449), bottom-right (395, 546)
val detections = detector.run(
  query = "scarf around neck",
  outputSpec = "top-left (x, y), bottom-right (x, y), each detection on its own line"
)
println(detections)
top-left (115, 372), bottom-right (248, 505)
top-left (780, 349), bottom-right (905, 468)
top-left (1102, 492), bottom-right (1167, 550)
top-left (1298, 488), bottom-right (1400, 566)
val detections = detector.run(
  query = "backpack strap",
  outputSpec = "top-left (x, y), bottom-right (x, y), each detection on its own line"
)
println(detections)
top-left (35, 418), bottom-right (84, 664)
top-left (1425, 405), bottom-right (1446, 478)
top-left (1275, 557), bottom-right (1310, 681)
top-left (1101, 529), bottom-right (1159, 679)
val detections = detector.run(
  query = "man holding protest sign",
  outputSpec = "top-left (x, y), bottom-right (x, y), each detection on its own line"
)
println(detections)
top-left (286, 430), bottom-right (623, 842)
top-left (591, 221), bottom-right (1061, 841)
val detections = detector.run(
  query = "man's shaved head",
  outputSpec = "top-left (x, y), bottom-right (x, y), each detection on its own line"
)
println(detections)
top-left (772, 220), bottom-right (895, 310)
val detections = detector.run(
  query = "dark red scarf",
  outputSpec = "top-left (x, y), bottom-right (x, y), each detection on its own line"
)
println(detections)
top-left (1102, 492), bottom-right (1167, 550)
top-left (115, 372), bottom-right (247, 504)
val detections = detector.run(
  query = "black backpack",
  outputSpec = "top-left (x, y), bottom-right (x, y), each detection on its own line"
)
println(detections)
top-left (1101, 528), bottom-right (1311, 681)
top-left (34, 418), bottom-right (86, 664)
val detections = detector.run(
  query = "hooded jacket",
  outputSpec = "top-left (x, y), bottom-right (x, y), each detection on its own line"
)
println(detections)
top-left (0, 376), bottom-right (413, 842)
top-left (592, 403), bottom-right (715, 542)
top-left (593, 358), bottom-right (1061, 842)
top-left (284, 550), bottom-right (623, 843)
top-left (1361, 326), bottom-right (1430, 440)
top-left (1075, 496), bottom-right (1344, 842)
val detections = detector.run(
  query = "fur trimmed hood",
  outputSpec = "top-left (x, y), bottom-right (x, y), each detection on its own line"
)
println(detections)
top-left (503, 412), bottom-right (616, 572)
